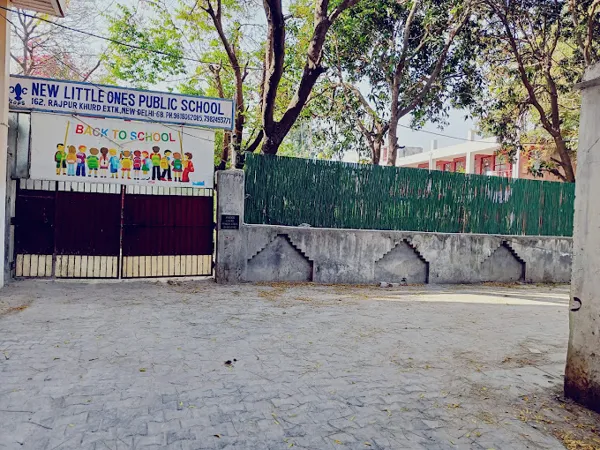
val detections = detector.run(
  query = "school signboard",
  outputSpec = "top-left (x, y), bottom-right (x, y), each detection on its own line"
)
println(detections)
top-left (30, 113), bottom-right (215, 189)
top-left (8, 75), bottom-right (234, 130)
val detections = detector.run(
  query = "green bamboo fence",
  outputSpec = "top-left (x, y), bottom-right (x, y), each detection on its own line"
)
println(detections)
top-left (244, 154), bottom-right (575, 237)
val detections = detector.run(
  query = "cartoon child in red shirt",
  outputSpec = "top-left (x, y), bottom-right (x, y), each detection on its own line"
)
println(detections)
top-left (133, 150), bottom-right (142, 180)
top-left (182, 152), bottom-right (194, 183)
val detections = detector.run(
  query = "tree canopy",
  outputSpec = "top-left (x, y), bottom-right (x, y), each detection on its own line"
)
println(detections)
top-left (321, 0), bottom-right (482, 164)
top-left (11, 0), bottom-right (599, 175)
top-left (474, 0), bottom-right (600, 181)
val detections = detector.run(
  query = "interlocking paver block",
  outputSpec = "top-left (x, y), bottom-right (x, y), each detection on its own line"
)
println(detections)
top-left (0, 280), bottom-right (572, 449)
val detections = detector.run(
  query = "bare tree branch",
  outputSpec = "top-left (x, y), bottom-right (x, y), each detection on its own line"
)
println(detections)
top-left (82, 58), bottom-right (102, 82)
top-left (203, 0), bottom-right (247, 157)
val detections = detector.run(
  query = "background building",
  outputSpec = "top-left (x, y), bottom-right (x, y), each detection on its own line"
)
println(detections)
top-left (395, 132), bottom-right (568, 182)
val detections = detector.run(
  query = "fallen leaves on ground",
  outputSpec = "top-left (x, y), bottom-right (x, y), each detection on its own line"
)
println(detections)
top-left (1, 304), bottom-right (29, 316)
top-left (258, 287), bottom-right (288, 301)
top-left (516, 390), bottom-right (600, 449)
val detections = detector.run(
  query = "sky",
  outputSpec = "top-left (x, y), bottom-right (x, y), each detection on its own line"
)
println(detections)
top-left (397, 110), bottom-right (476, 151)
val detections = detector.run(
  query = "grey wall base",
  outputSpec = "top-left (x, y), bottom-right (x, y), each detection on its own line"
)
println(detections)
top-left (216, 171), bottom-right (572, 285)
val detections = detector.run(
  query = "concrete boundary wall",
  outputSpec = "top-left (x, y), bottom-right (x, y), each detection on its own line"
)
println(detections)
top-left (216, 170), bottom-right (572, 285)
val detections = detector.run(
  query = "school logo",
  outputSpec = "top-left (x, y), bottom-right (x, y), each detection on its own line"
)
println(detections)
top-left (10, 83), bottom-right (27, 101)
top-left (9, 83), bottom-right (27, 106)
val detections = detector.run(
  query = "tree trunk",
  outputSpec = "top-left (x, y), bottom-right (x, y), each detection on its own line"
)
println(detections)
top-left (206, 2), bottom-right (246, 165)
top-left (261, 66), bottom-right (326, 153)
top-left (387, 125), bottom-right (399, 166)
top-left (261, 0), bottom-right (286, 135)
top-left (232, 77), bottom-right (245, 156)
top-left (372, 138), bottom-right (383, 165)
top-left (554, 136), bottom-right (576, 182)
top-left (261, 133), bottom-right (284, 155)
top-left (386, 73), bottom-right (401, 166)
top-left (217, 132), bottom-right (231, 170)
top-left (260, 0), bottom-right (360, 155)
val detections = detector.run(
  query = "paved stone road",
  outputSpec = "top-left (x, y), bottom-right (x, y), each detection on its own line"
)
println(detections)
top-left (0, 280), bottom-right (572, 449)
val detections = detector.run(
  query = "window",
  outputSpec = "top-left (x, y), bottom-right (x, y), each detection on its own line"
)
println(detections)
top-left (454, 159), bottom-right (466, 173)
top-left (480, 156), bottom-right (494, 174)
top-left (495, 154), bottom-right (512, 177)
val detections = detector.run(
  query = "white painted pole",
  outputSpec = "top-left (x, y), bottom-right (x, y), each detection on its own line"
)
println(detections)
top-left (565, 63), bottom-right (600, 411)
top-left (512, 148), bottom-right (520, 179)
top-left (466, 151), bottom-right (475, 174)
top-left (0, 0), bottom-right (10, 288)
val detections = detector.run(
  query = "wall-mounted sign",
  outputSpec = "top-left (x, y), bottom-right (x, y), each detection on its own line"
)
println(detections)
top-left (221, 215), bottom-right (240, 230)
top-left (30, 113), bottom-right (215, 189)
top-left (9, 75), bottom-right (234, 130)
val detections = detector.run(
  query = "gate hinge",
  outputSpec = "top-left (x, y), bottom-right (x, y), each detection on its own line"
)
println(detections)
top-left (10, 216), bottom-right (16, 226)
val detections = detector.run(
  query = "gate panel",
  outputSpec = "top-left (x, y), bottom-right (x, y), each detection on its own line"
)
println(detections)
top-left (13, 181), bottom-right (213, 279)
top-left (54, 191), bottom-right (122, 278)
top-left (122, 193), bottom-right (213, 277)
top-left (14, 189), bottom-right (55, 277)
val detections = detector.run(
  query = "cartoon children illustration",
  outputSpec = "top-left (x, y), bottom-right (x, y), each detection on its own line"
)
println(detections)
top-left (172, 152), bottom-right (183, 182)
top-left (54, 143), bottom-right (66, 176)
top-left (160, 150), bottom-right (172, 181)
top-left (121, 150), bottom-right (133, 179)
top-left (141, 151), bottom-right (150, 179)
top-left (87, 148), bottom-right (100, 178)
top-left (109, 148), bottom-right (120, 179)
top-left (99, 147), bottom-right (109, 178)
top-left (76, 145), bottom-right (87, 177)
top-left (66, 145), bottom-right (77, 176)
top-left (151, 146), bottom-right (161, 180)
top-left (133, 150), bottom-right (142, 180)
top-left (182, 152), bottom-right (194, 183)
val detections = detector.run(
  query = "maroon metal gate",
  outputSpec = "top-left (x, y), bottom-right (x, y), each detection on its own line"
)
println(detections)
top-left (54, 191), bottom-right (122, 278)
top-left (13, 188), bottom-right (55, 277)
top-left (121, 193), bottom-right (213, 278)
top-left (13, 181), bottom-right (214, 279)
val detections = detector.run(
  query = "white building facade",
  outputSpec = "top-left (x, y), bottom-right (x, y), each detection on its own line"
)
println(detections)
top-left (395, 134), bottom-right (519, 178)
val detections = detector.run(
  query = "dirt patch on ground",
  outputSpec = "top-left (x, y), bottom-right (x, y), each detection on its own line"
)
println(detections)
top-left (516, 388), bottom-right (600, 449)
top-left (0, 296), bottom-right (31, 317)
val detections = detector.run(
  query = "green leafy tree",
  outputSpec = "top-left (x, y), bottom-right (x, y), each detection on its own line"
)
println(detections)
top-left (103, 0), bottom-right (343, 164)
top-left (184, 0), bottom-right (266, 166)
top-left (103, 4), bottom-right (186, 87)
top-left (103, 1), bottom-right (263, 167)
top-left (323, 0), bottom-right (482, 165)
top-left (474, 0), bottom-right (600, 182)
top-left (258, 0), bottom-right (362, 154)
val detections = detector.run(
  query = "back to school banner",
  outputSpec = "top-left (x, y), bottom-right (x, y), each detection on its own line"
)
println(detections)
top-left (30, 113), bottom-right (215, 189)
